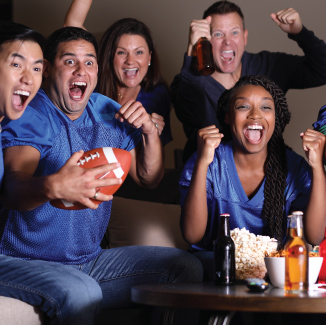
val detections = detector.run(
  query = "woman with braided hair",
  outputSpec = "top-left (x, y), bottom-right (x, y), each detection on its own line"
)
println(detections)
top-left (179, 75), bottom-right (326, 280)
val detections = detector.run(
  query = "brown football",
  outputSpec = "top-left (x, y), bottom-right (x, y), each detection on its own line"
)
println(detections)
top-left (50, 147), bottom-right (132, 210)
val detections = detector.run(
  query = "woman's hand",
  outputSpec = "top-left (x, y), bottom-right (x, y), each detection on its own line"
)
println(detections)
top-left (197, 125), bottom-right (224, 166)
top-left (151, 113), bottom-right (165, 136)
top-left (300, 129), bottom-right (326, 169)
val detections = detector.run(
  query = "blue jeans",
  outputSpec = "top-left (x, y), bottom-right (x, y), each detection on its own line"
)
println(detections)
top-left (193, 250), bottom-right (215, 281)
top-left (0, 246), bottom-right (203, 324)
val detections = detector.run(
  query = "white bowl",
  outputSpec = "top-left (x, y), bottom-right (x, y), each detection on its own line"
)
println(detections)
top-left (264, 256), bottom-right (323, 288)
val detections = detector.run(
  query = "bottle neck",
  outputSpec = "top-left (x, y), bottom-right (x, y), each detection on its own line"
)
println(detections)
top-left (288, 227), bottom-right (303, 238)
top-left (288, 215), bottom-right (303, 235)
top-left (219, 217), bottom-right (230, 237)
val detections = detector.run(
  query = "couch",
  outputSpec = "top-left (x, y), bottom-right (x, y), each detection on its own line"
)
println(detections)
top-left (0, 297), bottom-right (43, 325)
top-left (104, 196), bottom-right (187, 250)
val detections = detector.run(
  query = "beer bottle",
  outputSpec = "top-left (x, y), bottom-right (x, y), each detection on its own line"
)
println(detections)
top-left (318, 228), bottom-right (326, 283)
top-left (195, 37), bottom-right (215, 76)
top-left (214, 213), bottom-right (236, 285)
top-left (284, 211), bottom-right (309, 292)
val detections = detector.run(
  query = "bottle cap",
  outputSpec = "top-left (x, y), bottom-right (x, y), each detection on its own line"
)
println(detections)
top-left (292, 211), bottom-right (303, 216)
top-left (220, 213), bottom-right (230, 217)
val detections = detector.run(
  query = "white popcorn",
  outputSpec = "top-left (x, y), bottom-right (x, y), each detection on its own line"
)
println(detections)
top-left (230, 227), bottom-right (278, 280)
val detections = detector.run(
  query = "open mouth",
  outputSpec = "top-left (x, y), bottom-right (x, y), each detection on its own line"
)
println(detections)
top-left (123, 68), bottom-right (138, 77)
top-left (12, 90), bottom-right (30, 109)
top-left (221, 50), bottom-right (235, 63)
top-left (244, 125), bottom-right (264, 142)
top-left (69, 82), bottom-right (87, 100)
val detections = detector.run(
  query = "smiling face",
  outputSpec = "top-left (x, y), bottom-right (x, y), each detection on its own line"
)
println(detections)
top-left (113, 34), bottom-right (151, 89)
top-left (0, 40), bottom-right (43, 121)
top-left (225, 85), bottom-right (275, 155)
top-left (44, 39), bottom-right (98, 120)
top-left (210, 12), bottom-right (248, 75)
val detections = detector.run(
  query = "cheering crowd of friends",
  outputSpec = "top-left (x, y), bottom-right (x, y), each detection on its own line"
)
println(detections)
top-left (0, 0), bottom-right (326, 324)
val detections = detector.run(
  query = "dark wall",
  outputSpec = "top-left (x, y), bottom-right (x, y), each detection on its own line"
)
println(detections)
top-left (0, 0), bottom-right (12, 20)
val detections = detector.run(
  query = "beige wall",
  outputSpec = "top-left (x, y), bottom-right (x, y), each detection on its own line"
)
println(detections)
top-left (14, 0), bottom-right (326, 168)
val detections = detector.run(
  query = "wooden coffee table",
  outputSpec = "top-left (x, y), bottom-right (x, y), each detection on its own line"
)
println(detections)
top-left (131, 282), bottom-right (326, 324)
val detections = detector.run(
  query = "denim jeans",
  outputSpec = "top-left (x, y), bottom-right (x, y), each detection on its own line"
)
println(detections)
top-left (193, 250), bottom-right (215, 281)
top-left (0, 246), bottom-right (203, 324)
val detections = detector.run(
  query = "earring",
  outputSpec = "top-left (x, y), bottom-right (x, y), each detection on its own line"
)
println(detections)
top-left (148, 62), bottom-right (151, 66)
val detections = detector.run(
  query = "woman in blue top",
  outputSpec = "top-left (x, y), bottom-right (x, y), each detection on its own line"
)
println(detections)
top-left (64, 0), bottom-right (172, 146)
top-left (180, 75), bottom-right (326, 280)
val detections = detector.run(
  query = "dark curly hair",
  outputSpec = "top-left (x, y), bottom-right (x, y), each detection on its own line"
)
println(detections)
top-left (217, 75), bottom-right (291, 241)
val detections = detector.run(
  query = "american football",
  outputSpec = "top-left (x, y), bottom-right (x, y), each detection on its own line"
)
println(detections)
top-left (50, 147), bottom-right (132, 210)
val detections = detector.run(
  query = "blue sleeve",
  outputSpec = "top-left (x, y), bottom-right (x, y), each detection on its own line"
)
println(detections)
top-left (179, 151), bottom-right (214, 208)
top-left (284, 151), bottom-right (312, 214)
top-left (1, 107), bottom-right (53, 158)
top-left (121, 128), bottom-right (142, 152)
top-left (179, 153), bottom-right (196, 207)
top-left (312, 105), bottom-right (326, 130)
top-left (91, 93), bottom-right (142, 151)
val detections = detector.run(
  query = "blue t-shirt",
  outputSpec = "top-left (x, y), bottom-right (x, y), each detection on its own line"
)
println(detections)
top-left (0, 89), bottom-right (141, 264)
top-left (313, 104), bottom-right (326, 131)
top-left (0, 132), bottom-right (4, 186)
top-left (179, 142), bottom-right (311, 252)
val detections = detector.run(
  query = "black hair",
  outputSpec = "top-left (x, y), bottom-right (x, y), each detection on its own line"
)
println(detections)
top-left (0, 20), bottom-right (45, 51)
top-left (203, 1), bottom-right (245, 28)
top-left (44, 27), bottom-right (98, 65)
top-left (218, 75), bottom-right (291, 242)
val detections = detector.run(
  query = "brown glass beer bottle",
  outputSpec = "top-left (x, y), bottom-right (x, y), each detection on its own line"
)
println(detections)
top-left (195, 37), bottom-right (215, 76)
top-left (214, 214), bottom-right (236, 285)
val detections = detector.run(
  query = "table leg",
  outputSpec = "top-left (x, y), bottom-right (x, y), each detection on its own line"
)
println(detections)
top-left (160, 308), bottom-right (235, 325)
top-left (208, 311), bottom-right (235, 325)
top-left (161, 307), bottom-right (175, 325)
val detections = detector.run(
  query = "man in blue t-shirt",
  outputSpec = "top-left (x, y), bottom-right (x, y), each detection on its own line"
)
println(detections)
top-left (0, 22), bottom-right (44, 187)
top-left (0, 27), bottom-right (202, 325)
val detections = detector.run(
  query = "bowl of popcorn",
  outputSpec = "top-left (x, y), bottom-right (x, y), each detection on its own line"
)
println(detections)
top-left (264, 250), bottom-right (323, 288)
top-left (230, 228), bottom-right (278, 280)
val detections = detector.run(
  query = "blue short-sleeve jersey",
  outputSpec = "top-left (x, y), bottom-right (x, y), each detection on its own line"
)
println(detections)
top-left (0, 90), bottom-right (141, 264)
top-left (0, 132), bottom-right (4, 187)
top-left (179, 141), bottom-right (311, 251)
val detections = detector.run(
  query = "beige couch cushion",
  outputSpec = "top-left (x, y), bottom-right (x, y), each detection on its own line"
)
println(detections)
top-left (107, 197), bottom-right (188, 250)
top-left (0, 297), bottom-right (43, 325)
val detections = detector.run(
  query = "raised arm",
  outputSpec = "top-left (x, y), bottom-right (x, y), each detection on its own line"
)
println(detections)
top-left (63, 0), bottom-right (92, 29)
top-left (115, 100), bottom-right (164, 188)
top-left (300, 129), bottom-right (326, 245)
top-left (271, 8), bottom-right (303, 35)
top-left (181, 126), bottom-right (223, 244)
top-left (1, 145), bottom-right (121, 211)
top-left (187, 16), bottom-right (212, 56)
top-left (270, 8), bottom-right (326, 89)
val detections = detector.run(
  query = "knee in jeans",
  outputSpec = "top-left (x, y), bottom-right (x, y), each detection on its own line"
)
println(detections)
top-left (172, 250), bottom-right (204, 283)
top-left (52, 273), bottom-right (102, 316)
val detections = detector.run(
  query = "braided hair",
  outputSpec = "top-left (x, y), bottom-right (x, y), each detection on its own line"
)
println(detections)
top-left (217, 75), bottom-right (291, 241)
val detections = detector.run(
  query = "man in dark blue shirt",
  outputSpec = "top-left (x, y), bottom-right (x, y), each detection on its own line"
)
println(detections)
top-left (171, 1), bottom-right (326, 162)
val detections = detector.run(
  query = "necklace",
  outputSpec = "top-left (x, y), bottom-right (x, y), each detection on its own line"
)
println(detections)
top-left (118, 86), bottom-right (140, 101)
